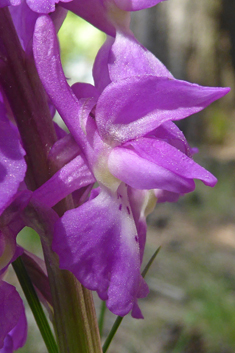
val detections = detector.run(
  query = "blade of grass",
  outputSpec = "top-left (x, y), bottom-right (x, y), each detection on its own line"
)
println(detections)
top-left (12, 256), bottom-right (58, 353)
top-left (142, 246), bottom-right (161, 278)
top-left (102, 246), bottom-right (161, 353)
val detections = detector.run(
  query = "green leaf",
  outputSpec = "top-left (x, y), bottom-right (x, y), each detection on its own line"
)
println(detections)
top-left (12, 256), bottom-right (58, 353)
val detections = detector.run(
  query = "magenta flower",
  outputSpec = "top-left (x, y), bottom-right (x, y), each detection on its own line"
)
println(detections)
top-left (33, 15), bottom-right (229, 318)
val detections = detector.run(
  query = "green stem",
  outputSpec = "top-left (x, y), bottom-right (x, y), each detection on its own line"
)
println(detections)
top-left (12, 257), bottom-right (58, 353)
top-left (98, 301), bottom-right (107, 338)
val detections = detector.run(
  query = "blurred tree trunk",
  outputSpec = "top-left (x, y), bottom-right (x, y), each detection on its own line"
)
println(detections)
top-left (131, 0), bottom-right (234, 144)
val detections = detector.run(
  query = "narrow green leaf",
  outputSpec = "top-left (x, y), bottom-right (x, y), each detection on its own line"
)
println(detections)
top-left (12, 256), bottom-right (58, 353)
top-left (102, 246), bottom-right (161, 353)
top-left (98, 300), bottom-right (107, 338)
top-left (102, 316), bottom-right (123, 353)
top-left (141, 246), bottom-right (161, 278)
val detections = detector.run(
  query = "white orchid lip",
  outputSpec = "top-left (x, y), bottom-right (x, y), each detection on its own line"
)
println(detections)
top-left (93, 148), bottom-right (121, 192)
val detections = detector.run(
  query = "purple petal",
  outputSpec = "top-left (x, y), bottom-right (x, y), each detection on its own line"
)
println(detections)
top-left (96, 76), bottom-right (230, 143)
top-left (72, 82), bottom-right (100, 101)
top-left (53, 186), bottom-right (149, 317)
top-left (6, 310), bottom-right (27, 352)
top-left (33, 155), bottom-right (95, 208)
top-left (108, 146), bottom-right (195, 193)
top-left (33, 15), bottom-right (88, 150)
top-left (26, 0), bottom-right (72, 13)
top-left (48, 133), bottom-right (80, 167)
top-left (93, 36), bottom-right (114, 92)
top-left (124, 138), bottom-right (217, 187)
top-left (114, 0), bottom-right (166, 11)
top-left (0, 282), bottom-right (26, 350)
top-left (0, 109), bottom-right (26, 214)
top-left (108, 31), bottom-right (173, 82)
top-left (147, 120), bottom-right (191, 156)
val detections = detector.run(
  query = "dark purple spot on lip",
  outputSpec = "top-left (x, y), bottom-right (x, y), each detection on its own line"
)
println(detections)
top-left (119, 204), bottom-right (122, 211)
top-left (126, 206), bottom-right (130, 215)
top-left (135, 236), bottom-right (138, 242)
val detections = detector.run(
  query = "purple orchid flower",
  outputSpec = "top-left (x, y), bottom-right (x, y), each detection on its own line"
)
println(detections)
top-left (61, 0), bottom-right (166, 36)
top-left (33, 15), bottom-right (229, 318)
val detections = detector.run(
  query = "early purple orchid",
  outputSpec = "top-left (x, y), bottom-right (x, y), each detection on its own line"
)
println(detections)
top-left (33, 15), bottom-right (229, 318)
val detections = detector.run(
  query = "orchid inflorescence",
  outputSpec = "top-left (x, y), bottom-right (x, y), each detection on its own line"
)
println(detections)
top-left (0, 0), bottom-right (230, 352)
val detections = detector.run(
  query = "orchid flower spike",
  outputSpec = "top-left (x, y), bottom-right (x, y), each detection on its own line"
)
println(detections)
top-left (33, 15), bottom-right (229, 318)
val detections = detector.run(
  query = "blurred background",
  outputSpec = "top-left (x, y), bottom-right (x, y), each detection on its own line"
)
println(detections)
top-left (16, 0), bottom-right (235, 352)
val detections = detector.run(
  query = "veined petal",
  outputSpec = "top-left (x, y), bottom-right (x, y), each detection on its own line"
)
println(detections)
top-left (0, 282), bottom-right (27, 351)
top-left (53, 186), bottom-right (148, 318)
top-left (108, 147), bottom-right (195, 193)
top-left (96, 76), bottom-right (230, 143)
top-left (124, 138), bottom-right (217, 187)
